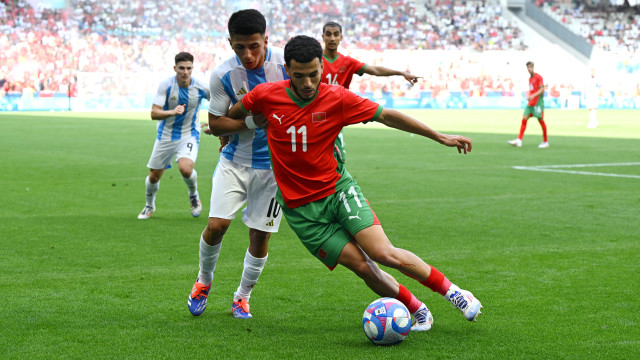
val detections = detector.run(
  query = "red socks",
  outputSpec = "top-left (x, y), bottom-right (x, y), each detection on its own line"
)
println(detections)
top-left (396, 284), bottom-right (423, 314)
top-left (396, 266), bottom-right (453, 312)
top-left (519, 117), bottom-right (548, 142)
top-left (539, 119), bottom-right (548, 142)
top-left (420, 265), bottom-right (452, 296)
top-left (518, 118), bottom-right (528, 139)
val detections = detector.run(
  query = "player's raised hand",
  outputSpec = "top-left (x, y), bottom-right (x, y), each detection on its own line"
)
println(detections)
top-left (403, 73), bottom-right (422, 86)
top-left (174, 104), bottom-right (186, 115)
top-left (440, 134), bottom-right (472, 154)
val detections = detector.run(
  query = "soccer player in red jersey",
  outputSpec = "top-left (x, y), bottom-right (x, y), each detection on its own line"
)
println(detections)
top-left (321, 21), bottom-right (420, 89)
top-left (508, 61), bottom-right (549, 148)
top-left (213, 36), bottom-right (483, 330)
top-left (321, 21), bottom-right (421, 161)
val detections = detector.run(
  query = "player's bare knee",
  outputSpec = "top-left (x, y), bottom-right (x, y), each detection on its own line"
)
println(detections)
top-left (179, 169), bottom-right (192, 178)
top-left (206, 219), bottom-right (229, 237)
top-left (351, 259), bottom-right (380, 279)
top-left (249, 228), bottom-right (270, 242)
top-left (350, 262), bottom-right (373, 279)
top-left (148, 169), bottom-right (163, 183)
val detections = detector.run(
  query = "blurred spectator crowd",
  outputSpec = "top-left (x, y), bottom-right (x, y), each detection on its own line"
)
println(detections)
top-left (0, 0), bottom-right (637, 100)
top-left (538, 0), bottom-right (639, 55)
top-left (0, 0), bottom-right (530, 97)
top-left (536, 0), bottom-right (640, 97)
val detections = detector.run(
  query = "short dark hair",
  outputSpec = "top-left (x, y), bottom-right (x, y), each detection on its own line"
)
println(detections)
top-left (526, 61), bottom-right (534, 67)
top-left (228, 9), bottom-right (266, 37)
top-left (284, 35), bottom-right (323, 67)
top-left (322, 21), bottom-right (342, 34)
top-left (175, 52), bottom-right (194, 64)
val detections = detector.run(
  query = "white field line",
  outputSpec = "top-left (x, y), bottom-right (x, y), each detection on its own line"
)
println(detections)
top-left (512, 162), bottom-right (640, 179)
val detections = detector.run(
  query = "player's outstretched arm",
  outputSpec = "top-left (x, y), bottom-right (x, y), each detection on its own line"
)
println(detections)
top-left (208, 102), bottom-right (250, 137)
top-left (363, 66), bottom-right (421, 86)
top-left (376, 108), bottom-right (472, 154)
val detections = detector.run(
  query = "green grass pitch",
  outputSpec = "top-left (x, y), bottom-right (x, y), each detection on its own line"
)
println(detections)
top-left (1, 109), bottom-right (638, 359)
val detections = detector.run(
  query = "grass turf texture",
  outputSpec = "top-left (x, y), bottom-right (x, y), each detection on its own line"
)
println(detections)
top-left (1, 109), bottom-right (638, 359)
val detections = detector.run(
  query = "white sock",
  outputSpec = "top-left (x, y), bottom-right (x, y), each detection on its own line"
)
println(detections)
top-left (198, 235), bottom-right (221, 285)
top-left (183, 169), bottom-right (198, 198)
top-left (234, 249), bottom-right (268, 301)
top-left (145, 176), bottom-right (159, 208)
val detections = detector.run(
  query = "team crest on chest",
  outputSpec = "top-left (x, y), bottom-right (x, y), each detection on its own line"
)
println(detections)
top-left (312, 112), bottom-right (326, 123)
top-left (339, 66), bottom-right (346, 73)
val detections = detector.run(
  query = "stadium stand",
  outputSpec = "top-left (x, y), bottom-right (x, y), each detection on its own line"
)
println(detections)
top-left (0, 0), bottom-right (638, 110)
top-left (534, 0), bottom-right (639, 103)
top-left (538, 0), bottom-right (639, 55)
top-left (0, 0), bottom-right (528, 95)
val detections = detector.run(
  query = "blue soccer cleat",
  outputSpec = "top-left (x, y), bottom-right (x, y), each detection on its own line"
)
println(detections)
top-left (232, 297), bottom-right (252, 319)
top-left (188, 278), bottom-right (210, 316)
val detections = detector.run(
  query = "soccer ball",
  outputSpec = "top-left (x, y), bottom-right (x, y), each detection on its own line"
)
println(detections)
top-left (362, 298), bottom-right (411, 345)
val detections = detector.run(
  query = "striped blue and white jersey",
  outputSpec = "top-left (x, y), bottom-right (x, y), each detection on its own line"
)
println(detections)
top-left (153, 76), bottom-right (210, 142)
top-left (209, 47), bottom-right (288, 170)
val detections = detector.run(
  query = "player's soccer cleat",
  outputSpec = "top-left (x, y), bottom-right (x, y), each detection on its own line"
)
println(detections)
top-left (448, 289), bottom-right (483, 322)
top-left (232, 297), bottom-right (252, 319)
top-left (538, 142), bottom-right (550, 149)
top-left (188, 278), bottom-right (211, 316)
top-left (137, 206), bottom-right (155, 219)
top-left (508, 139), bottom-right (522, 147)
top-left (190, 195), bottom-right (202, 218)
top-left (411, 304), bottom-right (434, 331)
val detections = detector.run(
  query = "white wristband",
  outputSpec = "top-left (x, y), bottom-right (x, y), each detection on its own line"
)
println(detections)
top-left (245, 116), bottom-right (258, 129)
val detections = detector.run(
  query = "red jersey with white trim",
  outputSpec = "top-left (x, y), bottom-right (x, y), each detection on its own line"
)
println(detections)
top-left (321, 53), bottom-right (366, 89)
top-left (241, 80), bottom-right (382, 208)
top-left (528, 73), bottom-right (544, 106)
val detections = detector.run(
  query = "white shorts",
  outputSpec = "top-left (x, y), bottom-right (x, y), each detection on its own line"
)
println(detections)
top-left (209, 157), bottom-right (282, 232)
top-left (147, 136), bottom-right (199, 170)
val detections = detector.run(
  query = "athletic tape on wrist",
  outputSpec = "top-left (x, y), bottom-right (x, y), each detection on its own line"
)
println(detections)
top-left (245, 116), bottom-right (258, 129)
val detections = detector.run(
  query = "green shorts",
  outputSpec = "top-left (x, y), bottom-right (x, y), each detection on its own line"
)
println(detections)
top-left (523, 98), bottom-right (544, 119)
top-left (279, 174), bottom-right (380, 269)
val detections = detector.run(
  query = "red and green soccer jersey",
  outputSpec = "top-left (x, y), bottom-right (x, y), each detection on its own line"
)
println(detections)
top-left (241, 80), bottom-right (382, 208)
top-left (528, 73), bottom-right (544, 106)
top-left (321, 53), bottom-right (366, 89)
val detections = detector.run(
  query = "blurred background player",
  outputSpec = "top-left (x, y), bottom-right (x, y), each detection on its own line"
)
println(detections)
top-left (320, 21), bottom-right (421, 161)
top-left (321, 21), bottom-right (420, 89)
top-left (138, 52), bottom-right (210, 219)
top-left (213, 35), bottom-right (483, 331)
top-left (585, 69), bottom-right (600, 129)
top-left (508, 61), bottom-right (549, 148)
top-left (187, 9), bottom-right (287, 319)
